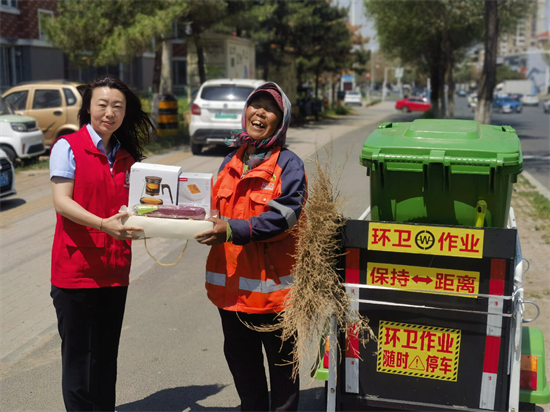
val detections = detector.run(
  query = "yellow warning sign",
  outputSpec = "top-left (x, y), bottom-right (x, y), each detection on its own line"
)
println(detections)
top-left (368, 223), bottom-right (484, 259)
top-left (367, 262), bottom-right (480, 298)
top-left (377, 321), bottom-right (461, 381)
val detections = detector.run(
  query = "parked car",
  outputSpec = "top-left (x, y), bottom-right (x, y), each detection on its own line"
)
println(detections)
top-left (0, 147), bottom-right (16, 199)
top-left (521, 94), bottom-right (540, 106)
top-left (543, 99), bottom-right (550, 114)
top-left (0, 96), bottom-right (46, 164)
top-left (189, 78), bottom-right (265, 155)
top-left (493, 96), bottom-right (522, 113)
top-left (395, 96), bottom-right (431, 112)
top-left (2, 80), bottom-right (85, 148)
top-left (467, 92), bottom-right (478, 107)
top-left (343, 91), bottom-right (363, 106)
top-left (456, 89), bottom-right (467, 97)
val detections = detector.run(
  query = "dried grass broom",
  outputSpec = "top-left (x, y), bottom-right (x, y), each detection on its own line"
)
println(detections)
top-left (254, 146), bottom-right (375, 382)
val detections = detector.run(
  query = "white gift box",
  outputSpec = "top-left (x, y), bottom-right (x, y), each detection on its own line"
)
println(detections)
top-left (128, 163), bottom-right (181, 208)
top-left (178, 172), bottom-right (213, 217)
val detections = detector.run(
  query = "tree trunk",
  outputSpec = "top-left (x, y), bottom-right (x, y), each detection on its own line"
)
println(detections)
top-left (445, 34), bottom-right (455, 119)
top-left (447, 69), bottom-right (455, 119)
top-left (193, 32), bottom-right (206, 84)
top-left (315, 65), bottom-right (321, 97)
top-left (160, 39), bottom-right (173, 96)
top-left (475, 0), bottom-right (499, 125)
top-left (150, 47), bottom-right (162, 129)
top-left (429, 64), bottom-right (441, 118)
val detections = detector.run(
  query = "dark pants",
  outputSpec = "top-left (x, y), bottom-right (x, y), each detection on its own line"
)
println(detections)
top-left (51, 285), bottom-right (128, 412)
top-left (218, 309), bottom-right (300, 411)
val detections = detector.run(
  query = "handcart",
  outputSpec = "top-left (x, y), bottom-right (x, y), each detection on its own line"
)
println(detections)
top-left (314, 120), bottom-right (549, 411)
top-left (315, 207), bottom-right (549, 411)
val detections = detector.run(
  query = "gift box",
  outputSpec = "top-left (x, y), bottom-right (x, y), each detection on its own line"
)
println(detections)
top-left (178, 172), bottom-right (213, 217)
top-left (128, 163), bottom-right (181, 208)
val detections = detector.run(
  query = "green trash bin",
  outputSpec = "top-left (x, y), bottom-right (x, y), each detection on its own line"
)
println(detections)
top-left (360, 119), bottom-right (523, 228)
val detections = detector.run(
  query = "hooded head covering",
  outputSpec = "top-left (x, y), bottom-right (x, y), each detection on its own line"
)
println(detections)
top-left (228, 81), bottom-right (291, 151)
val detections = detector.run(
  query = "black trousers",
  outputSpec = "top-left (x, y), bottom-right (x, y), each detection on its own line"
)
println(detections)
top-left (218, 309), bottom-right (300, 412)
top-left (51, 285), bottom-right (128, 412)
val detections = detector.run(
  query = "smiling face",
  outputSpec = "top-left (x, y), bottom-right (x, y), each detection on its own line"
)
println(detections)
top-left (245, 93), bottom-right (283, 141)
top-left (87, 86), bottom-right (126, 140)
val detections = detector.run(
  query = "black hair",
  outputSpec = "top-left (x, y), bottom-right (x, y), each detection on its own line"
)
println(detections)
top-left (78, 75), bottom-right (154, 161)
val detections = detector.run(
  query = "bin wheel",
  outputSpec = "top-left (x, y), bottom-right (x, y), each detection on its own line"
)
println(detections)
top-left (191, 143), bottom-right (203, 155)
top-left (519, 402), bottom-right (536, 411)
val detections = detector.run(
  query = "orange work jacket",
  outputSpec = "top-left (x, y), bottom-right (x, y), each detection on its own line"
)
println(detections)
top-left (205, 145), bottom-right (307, 314)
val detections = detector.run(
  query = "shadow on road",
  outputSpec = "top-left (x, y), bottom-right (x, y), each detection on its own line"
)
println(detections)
top-left (116, 385), bottom-right (326, 411)
top-left (0, 197), bottom-right (26, 212)
top-left (117, 384), bottom-right (236, 411)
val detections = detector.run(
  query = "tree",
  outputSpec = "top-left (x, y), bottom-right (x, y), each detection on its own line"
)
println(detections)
top-left (496, 64), bottom-right (525, 83)
top-left (475, 0), bottom-right (535, 124)
top-left (290, 1), bottom-right (353, 98)
top-left (365, 0), bottom-right (484, 118)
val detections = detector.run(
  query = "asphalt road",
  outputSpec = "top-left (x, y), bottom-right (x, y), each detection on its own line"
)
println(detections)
top-left (1, 99), bottom-right (548, 411)
top-left (0, 102), bottom-right (397, 411)
top-left (453, 96), bottom-right (550, 193)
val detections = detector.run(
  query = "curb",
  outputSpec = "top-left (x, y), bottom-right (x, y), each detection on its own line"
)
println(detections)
top-left (522, 171), bottom-right (550, 201)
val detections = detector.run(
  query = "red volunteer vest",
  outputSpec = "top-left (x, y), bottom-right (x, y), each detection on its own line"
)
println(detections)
top-left (51, 126), bottom-right (134, 288)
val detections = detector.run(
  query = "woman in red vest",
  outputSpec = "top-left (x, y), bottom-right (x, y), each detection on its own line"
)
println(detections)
top-left (196, 82), bottom-right (307, 411)
top-left (49, 76), bottom-right (153, 411)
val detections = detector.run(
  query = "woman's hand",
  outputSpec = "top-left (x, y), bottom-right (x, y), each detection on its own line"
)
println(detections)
top-left (52, 177), bottom-right (143, 240)
top-left (101, 211), bottom-right (144, 240)
top-left (195, 217), bottom-right (228, 245)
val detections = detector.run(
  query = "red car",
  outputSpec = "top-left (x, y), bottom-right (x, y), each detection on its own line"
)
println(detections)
top-left (395, 96), bottom-right (431, 112)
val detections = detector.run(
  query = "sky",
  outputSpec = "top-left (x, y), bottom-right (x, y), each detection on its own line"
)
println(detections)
top-left (335, 0), bottom-right (379, 51)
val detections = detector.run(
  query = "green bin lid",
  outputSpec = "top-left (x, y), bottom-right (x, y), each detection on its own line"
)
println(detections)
top-left (361, 119), bottom-right (523, 174)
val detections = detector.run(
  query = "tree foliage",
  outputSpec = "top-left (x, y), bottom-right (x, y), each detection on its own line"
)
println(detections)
top-left (44, 0), bottom-right (191, 68)
top-left (365, 0), bottom-right (484, 117)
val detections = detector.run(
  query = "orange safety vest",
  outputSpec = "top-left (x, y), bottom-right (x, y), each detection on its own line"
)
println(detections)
top-left (205, 145), bottom-right (306, 314)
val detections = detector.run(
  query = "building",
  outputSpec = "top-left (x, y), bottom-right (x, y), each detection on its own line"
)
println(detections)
top-left (186, 32), bottom-right (256, 96)
top-left (1, 1), bottom-right (194, 95)
top-left (498, 0), bottom-right (549, 93)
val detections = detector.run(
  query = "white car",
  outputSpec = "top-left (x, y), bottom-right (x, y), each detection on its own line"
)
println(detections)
top-left (0, 147), bottom-right (16, 199)
top-left (521, 94), bottom-right (540, 106)
top-left (343, 91), bottom-right (363, 106)
top-left (0, 96), bottom-right (45, 164)
top-left (189, 78), bottom-right (266, 155)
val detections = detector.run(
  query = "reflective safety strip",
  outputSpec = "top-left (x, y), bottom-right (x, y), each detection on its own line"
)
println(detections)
top-left (268, 199), bottom-right (297, 228)
top-left (345, 248), bottom-right (360, 393)
top-left (479, 259), bottom-right (505, 410)
top-left (220, 215), bottom-right (230, 221)
top-left (239, 275), bottom-right (293, 293)
top-left (206, 271), bottom-right (226, 287)
top-left (345, 357), bottom-right (359, 393)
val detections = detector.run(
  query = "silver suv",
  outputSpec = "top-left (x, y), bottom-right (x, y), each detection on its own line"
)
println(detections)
top-left (0, 96), bottom-right (45, 164)
top-left (189, 79), bottom-right (265, 155)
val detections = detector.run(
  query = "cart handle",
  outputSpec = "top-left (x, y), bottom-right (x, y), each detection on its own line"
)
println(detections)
top-left (522, 300), bottom-right (540, 323)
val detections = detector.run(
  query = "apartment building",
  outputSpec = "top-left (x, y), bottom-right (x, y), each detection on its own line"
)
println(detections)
top-left (498, 0), bottom-right (549, 92)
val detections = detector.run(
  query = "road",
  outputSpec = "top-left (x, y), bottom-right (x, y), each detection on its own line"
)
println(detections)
top-left (453, 96), bottom-right (550, 194)
top-left (1, 99), bottom-right (548, 411)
